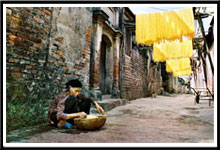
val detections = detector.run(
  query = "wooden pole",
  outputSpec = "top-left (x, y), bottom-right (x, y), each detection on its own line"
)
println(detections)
top-left (197, 13), bottom-right (214, 75)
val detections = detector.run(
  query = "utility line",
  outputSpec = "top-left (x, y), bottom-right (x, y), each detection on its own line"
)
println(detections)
top-left (148, 7), bottom-right (169, 11)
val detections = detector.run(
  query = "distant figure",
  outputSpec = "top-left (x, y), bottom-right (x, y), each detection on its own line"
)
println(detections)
top-left (151, 93), bottom-right (157, 98)
top-left (48, 79), bottom-right (104, 129)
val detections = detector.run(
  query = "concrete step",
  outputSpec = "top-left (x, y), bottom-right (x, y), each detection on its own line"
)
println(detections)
top-left (199, 98), bottom-right (213, 100)
top-left (98, 99), bottom-right (127, 112)
top-left (200, 95), bottom-right (213, 98)
top-left (102, 95), bottom-right (112, 99)
top-left (90, 98), bottom-right (127, 114)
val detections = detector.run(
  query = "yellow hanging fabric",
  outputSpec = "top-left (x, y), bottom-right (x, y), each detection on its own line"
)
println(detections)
top-left (149, 13), bottom-right (157, 44)
top-left (155, 12), bottom-right (162, 42)
top-left (181, 38), bottom-right (193, 58)
top-left (176, 8), bottom-right (195, 38)
top-left (166, 60), bottom-right (174, 73)
top-left (153, 42), bottom-right (167, 62)
top-left (136, 8), bottom-right (194, 76)
top-left (135, 7), bottom-right (195, 45)
top-left (166, 58), bottom-right (192, 77)
top-left (164, 10), bottom-right (179, 40)
top-left (153, 38), bottom-right (193, 62)
top-left (166, 59), bottom-right (179, 73)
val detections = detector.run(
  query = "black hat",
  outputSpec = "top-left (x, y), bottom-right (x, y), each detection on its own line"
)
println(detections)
top-left (65, 79), bottom-right (82, 89)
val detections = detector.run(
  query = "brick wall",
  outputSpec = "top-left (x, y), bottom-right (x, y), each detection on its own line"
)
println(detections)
top-left (48, 7), bottom-right (93, 88)
top-left (6, 7), bottom-right (56, 102)
top-left (6, 7), bottom-right (52, 80)
top-left (120, 47), bottom-right (164, 100)
top-left (148, 65), bottom-right (163, 95)
top-left (121, 50), bottom-right (149, 100)
top-left (6, 7), bottom-right (93, 102)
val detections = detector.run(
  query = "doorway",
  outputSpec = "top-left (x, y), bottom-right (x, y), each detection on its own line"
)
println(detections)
top-left (100, 39), bottom-right (107, 94)
top-left (99, 35), bottom-right (113, 94)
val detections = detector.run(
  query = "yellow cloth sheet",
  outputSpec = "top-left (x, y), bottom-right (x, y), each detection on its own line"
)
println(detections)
top-left (166, 58), bottom-right (192, 77)
top-left (153, 41), bottom-right (167, 62)
top-left (153, 38), bottom-right (193, 62)
top-left (136, 8), bottom-right (195, 45)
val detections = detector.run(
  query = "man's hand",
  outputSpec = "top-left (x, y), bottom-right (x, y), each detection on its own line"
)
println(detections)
top-left (93, 101), bottom-right (105, 115)
top-left (78, 112), bottom-right (87, 118)
top-left (66, 112), bottom-right (87, 120)
top-left (96, 104), bottom-right (105, 115)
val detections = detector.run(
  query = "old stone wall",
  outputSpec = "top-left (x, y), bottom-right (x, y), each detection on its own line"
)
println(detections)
top-left (48, 7), bottom-right (93, 88)
top-left (121, 50), bottom-right (149, 100)
top-left (6, 7), bottom-right (93, 99)
top-left (148, 65), bottom-right (163, 95)
top-left (167, 75), bottom-right (182, 93)
top-left (6, 7), bottom-right (93, 131)
top-left (6, 7), bottom-right (57, 102)
top-left (6, 7), bottom-right (51, 79)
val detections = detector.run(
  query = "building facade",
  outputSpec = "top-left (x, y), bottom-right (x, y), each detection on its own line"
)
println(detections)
top-left (90, 7), bottom-right (122, 98)
top-left (6, 7), bottom-right (180, 103)
top-left (6, 7), bottom-right (94, 103)
top-left (6, 7), bottom-right (187, 131)
top-left (191, 16), bottom-right (214, 93)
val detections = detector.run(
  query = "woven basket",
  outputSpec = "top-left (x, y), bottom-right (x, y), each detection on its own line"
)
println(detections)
top-left (74, 115), bottom-right (106, 130)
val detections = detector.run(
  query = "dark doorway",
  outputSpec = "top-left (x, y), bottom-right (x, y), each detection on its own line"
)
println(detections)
top-left (99, 35), bottom-right (113, 95)
top-left (100, 40), bottom-right (107, 94)
top-left (161, 62), bottom-right (169, 92)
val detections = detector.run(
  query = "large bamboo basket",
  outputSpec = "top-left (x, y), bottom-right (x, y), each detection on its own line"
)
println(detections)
top-left (74, 115), bottom-right (107, 130)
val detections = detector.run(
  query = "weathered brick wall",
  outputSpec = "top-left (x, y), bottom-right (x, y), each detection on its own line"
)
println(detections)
top-left (6, 7), bottom-right (51, 79)
top-left (48, 7), bottom-right (93, 88)
top-left (120, 47), bottom-right (164, 99)
top-left (148, 65), bottom-right (163, 95)
top-left (6, 7), bottom-right (57, 102)
top-left (6, 7), bottom-right (93, 131)
top-left (6, 7), bottom-right (93, 98)
top-left (121, 50), bottom-right (149, 100)
top-left (6, 7), bottom-right (56, 131)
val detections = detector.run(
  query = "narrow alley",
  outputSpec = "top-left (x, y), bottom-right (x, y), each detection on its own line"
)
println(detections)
top-left (7, 94), bottom-right (214, 143)
top-left (4, 5), bottom-right (216, 147)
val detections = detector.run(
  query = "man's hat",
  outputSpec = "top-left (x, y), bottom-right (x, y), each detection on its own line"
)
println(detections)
top-left (65, 79), bottom-right (82, 89)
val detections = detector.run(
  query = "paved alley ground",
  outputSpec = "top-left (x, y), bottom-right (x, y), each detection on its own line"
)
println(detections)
top-left (7, 94), bottom-right (215, 144)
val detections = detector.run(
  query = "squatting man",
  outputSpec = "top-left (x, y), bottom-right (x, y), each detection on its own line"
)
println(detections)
top-left (48, 79), bottom-right (105, 129)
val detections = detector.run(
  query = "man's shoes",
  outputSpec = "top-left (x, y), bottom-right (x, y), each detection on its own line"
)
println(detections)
top-left (58, 122), bottom-right (72, 129)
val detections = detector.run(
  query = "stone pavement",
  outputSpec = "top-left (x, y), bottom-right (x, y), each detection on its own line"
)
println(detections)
top-left (6, 94), bottom-right (215, 145)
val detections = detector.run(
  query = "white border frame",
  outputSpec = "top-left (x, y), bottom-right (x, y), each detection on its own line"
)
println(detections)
top-left (3, 3), bottom-right (217, 148)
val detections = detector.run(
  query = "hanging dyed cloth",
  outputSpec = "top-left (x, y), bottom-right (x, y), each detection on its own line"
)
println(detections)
top-left (153, 38), bottom-right (193, 62)
top-left (136, 7), bottom-right (195, 45)
top-left (153, 41), bottom-right (167, 62)
top-left (166, 58), bottom-right (192, 77)
top-left (174, 57), bottom-right (192, 77)
top-left (180, 38), bottom-right (193, 58)
top-left (166, 58), bottom-right (179, 73)
top-left (176, 8), bottom-right (195, 38)
top-left (173, 69), bottom-right (192, 77)
top-left (166, 38), bottom-right (193, 59)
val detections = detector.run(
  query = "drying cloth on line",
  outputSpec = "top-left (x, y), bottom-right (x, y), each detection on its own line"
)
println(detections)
top-left (136, 8), bottom-right (195, 45)
top-left (166, 58), bottom-right (192, 77)
top-left (153, 38), bottom-right (193, 62)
